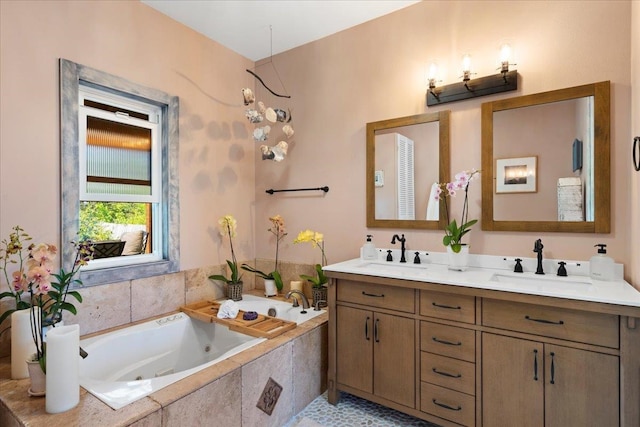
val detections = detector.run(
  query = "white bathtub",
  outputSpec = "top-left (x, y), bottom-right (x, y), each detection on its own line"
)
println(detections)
top-left (79, 294), bottom-right (324, 410)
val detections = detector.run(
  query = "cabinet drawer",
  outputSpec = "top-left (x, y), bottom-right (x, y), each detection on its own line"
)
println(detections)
top-left (337, 281), bottom-right (414, 313)
top-left (420, 290), bottom-right (475, 324)
top-left (421, 352), bottom-right (475, 395)
top-left (421, 382), bottom-right (475, 427)
top-left (482, 299), bottom-right (619, 348)
top-left (421, 321), bottom-right (475, 362)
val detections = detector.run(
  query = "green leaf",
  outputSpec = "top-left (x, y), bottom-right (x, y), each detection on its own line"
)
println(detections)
top-left (0, 309), bottom-right (16, 326)
top-left (208, 274), bottom-right (230, 283)
top-left (272, 270), bottom-right (283, 291)
top-left (67, 291), bottom-right (83, 303)
top-left (60, 302), bottom-right (77, 315)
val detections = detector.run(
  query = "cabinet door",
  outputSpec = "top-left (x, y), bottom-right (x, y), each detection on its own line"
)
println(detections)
top-left (545, 344), bottom-right (619, 427)
top-left (482, 333), bottom-right (544, 427)
top-left (336, 305), bottom-right (373, 393)
top-left (373, 312), bottom-right (415, 408)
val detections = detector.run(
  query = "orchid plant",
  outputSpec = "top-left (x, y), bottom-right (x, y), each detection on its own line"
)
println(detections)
top-left (241, 215), bottom-right (286, 291)
top-left (209, 215), bottom-right (242, 285)
top-left (293, 229), bottom-right (328, 288)
top-left (434, 169), bottom-right (480, 253)
top-left (1, 226), bottom-right (94, 372)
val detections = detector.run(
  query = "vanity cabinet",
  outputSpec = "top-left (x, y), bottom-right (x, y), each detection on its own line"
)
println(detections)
top-left (327, 272), bottom-right (640, 427)
top-left (335, 281), bottom-right (416, 408)
top-left (482, 298), bottom-right (620, 427)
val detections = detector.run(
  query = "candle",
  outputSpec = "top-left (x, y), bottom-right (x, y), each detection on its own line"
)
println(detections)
top-left (46, 324), bottom-right (80, 413)
top-left (290, 280), bottom-right (303, 292)
top-left (11, 308), bottom-right (37, 379)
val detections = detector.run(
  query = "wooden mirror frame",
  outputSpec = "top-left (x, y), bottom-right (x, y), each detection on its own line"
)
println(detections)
top-left (366, 111), bottom-right (450, 229)
top-left (481, 81), bottom-right (610, 233)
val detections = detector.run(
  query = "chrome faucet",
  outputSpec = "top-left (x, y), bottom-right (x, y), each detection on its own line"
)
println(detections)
top-left (533, 239), bottom-right (545, 275)
top-left (285, 290), bottom-right (310, 310)
top-left (391, 234), bottom-right (407, 263)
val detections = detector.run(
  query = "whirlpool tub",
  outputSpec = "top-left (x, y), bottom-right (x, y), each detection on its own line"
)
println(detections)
top-left (79, 294), bottom-right (324, 409)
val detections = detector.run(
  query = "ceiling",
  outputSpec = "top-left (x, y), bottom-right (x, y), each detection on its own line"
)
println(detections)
top-left (141, 0), bottom-right (420, 61)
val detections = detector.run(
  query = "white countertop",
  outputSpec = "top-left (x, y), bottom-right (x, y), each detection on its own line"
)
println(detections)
top-left (324, 250), bottom-right (640, 308)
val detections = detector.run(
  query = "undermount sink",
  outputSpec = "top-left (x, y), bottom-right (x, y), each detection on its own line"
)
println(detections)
top-left (354, 261), bottom-right (428, 272)
top-left (489, 273), bottom-right (591, 287)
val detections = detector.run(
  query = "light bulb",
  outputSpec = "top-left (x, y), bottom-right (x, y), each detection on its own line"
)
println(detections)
top-left (462, 54), bottom-right (472, 72)
top-left (428, 62), bottom-right (438, 80)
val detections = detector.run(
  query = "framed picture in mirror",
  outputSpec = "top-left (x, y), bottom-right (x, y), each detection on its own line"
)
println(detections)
top-left (496, 156), bottom-right (537, 193)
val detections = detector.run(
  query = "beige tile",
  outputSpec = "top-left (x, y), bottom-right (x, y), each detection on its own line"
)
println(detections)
top-left (149, 358), bottom-right (240, 407)
top-left (131, 272), bottom-right (185, 322)
top-left (184, 265), bottom-right (226, 304)
top-left (62, 281), bottom-right (131, 336)
top-left (293, 324), bottom-right (328, 413)
top-left (241, 342), bottom-right (294, 427)
top-left (162, 369), bottom-right (242, 427)
top-left (127, 410), bottom-right (162, 427)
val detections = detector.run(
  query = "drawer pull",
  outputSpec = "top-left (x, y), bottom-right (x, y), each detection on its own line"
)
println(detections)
top-left (550, 352), bottom-right (556, 384)
top-left (362, 291), bottom-right (385, 298)
top-left (525, 315), bottom-right (564, 325)
top-left (432, 336), bottom-right (462, 346)
top-left (533, 349), bottom-right (538, 381)
top-left (374, 318), bottom-right (380, 342)
top-left (432, 367), bottom-right (462, 378)
top-left (365, 316), bottom-right (370, 341)
top-left (432, 399), bottom-right (462, 411)
top-left (432, 302), bottom-right (461, 310)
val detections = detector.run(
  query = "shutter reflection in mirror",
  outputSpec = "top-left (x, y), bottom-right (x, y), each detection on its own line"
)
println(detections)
top-left (396, 133), bottom-right (415, 220)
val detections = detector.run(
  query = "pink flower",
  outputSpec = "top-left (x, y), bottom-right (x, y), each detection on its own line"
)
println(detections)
top-left (26, 266), bottom-right (51, 295)
top-left (12, 270), bottom-right (28, 292)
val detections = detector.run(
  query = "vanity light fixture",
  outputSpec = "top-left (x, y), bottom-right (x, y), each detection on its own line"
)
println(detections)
top-left (426, 48), bottom-right (518, 107)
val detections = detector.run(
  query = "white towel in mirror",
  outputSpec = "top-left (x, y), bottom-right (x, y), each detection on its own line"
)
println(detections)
top-left (426, 182), bottom-right (440, 221)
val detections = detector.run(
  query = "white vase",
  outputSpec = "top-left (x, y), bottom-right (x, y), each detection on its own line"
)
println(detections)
top-left (264, 279), bottom-right (277, 297)
top-left (11, 308), bottom-right (38, 379)
top-left (26, 354), bottom-right (46, 396)
top-left (447, 245), bottom-right (469, 271)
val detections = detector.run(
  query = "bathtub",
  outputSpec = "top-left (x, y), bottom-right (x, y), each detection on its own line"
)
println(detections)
top-left (79, 294), bottom-right (324, 410)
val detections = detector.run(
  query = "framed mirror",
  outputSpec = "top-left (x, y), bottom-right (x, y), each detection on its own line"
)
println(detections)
top-left (366, 111), bottom-right (450, 229)
top-left (481, 81), bottom-right (610, 232)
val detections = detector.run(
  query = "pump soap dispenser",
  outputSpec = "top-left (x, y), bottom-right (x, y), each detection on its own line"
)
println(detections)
top-left (590, 244), bottom-right (614, 281)
top-left (362, 235), bottom-right (377, 260)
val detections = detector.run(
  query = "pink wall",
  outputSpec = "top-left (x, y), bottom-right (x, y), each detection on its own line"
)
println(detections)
top-left (632, 1), bottom-right (640, 288)
top-left (0, 1), bottom-right (256, 271)
top-left (253, 1), bottom-right (635, 285)
top-left (0, 1), bottom-right (636, 289)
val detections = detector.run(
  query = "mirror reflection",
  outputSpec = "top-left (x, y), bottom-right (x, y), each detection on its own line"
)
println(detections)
top-left (481, 81), bottom-right (610, 233)
top-left (367, 111), bottom-right (450, 230)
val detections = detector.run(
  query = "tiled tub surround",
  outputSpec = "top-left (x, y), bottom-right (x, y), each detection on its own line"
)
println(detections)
top-left (0, 261), bottom-right (328, 426)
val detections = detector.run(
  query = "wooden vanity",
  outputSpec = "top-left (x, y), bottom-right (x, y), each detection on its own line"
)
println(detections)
top-left (326, 269), bottom-right (640, 427)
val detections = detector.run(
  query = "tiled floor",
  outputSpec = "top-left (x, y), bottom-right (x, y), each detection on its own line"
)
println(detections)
top-left (286, 392), bottom-right (439, 427)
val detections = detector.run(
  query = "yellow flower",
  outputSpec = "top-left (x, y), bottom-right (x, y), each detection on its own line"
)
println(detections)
top-left (218, 215), bottom-right (237, 238)
top-left (294, 229), bottom-right (323, 248)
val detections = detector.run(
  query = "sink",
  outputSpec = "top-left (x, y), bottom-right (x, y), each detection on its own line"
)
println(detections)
top-left (489, 273), bottom-right (591, 287)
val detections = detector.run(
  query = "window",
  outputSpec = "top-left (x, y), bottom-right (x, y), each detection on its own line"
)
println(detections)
top-left (60, 59), bottom-right (179, 286)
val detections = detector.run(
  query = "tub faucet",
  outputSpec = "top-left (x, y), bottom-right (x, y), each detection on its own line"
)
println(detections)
top-left (391, 234), bottom-right (407, 263)
top-left (285, 290), bottom-right (310, 310)
top-left (533, 239), bottom-right (545, 275)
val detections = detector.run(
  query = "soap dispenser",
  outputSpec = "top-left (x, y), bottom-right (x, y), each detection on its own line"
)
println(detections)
top-left (590, 244), bottom-right (614, 281)
top-left (362, 235), bottom-right (377, 260)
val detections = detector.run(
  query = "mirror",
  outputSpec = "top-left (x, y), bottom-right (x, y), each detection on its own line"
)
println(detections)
top-left (366, 111), bottom-right (450, 229)
top-left (481, 81), bottom-right (610, 232)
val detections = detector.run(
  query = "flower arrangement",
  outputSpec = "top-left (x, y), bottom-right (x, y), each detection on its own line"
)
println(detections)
top-left (434, 169), bottom-right (480, 253)
top-left (241, 215), bottom-right (286, 291)
top-left (293, 229), bottom-right (328, 288)
top-left (208, 215), bottom-right (242, 285)
top-left (0, 226), bottom-right (94, 372)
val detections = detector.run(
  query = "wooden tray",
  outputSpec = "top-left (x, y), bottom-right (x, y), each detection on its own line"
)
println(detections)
top-left (180, 300), bottom-right (296, 339)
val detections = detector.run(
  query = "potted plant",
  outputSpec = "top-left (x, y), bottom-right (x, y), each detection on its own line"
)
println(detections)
top-left (208, 215), bottom-right (244, 301)
top-left (293, 229), bottom-right (328, 307)
top-left (241, 215), bottom-right (286, 296)
top-left (1, 227), bottom-right (93, 392)
top-left (433, 169), bottom-right (480, 270)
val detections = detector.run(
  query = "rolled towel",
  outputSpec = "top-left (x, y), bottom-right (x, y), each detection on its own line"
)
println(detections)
top-left (217, 299), bottom-right (240, 319)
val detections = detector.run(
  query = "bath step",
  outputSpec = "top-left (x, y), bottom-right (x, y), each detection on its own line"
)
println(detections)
top-left (180, 300), bottom-right (297, 339)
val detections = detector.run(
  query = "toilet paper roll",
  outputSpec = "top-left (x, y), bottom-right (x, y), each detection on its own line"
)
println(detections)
top-left (46, 324), bottom-right (80, 414)
top-left (11, 308), bottom-right (38, 379)
top-left (290, 281), bottom-right (303, 292)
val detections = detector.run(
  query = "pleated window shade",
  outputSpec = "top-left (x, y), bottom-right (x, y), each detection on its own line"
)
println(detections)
top-left (86, 116), bottom-right (152, 196)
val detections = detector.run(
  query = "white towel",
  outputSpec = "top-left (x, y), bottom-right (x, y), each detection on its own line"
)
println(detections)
top-left (426, 182), bottom-right (440, 220)
top-left (217, 300), bottom-right (240, 319)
